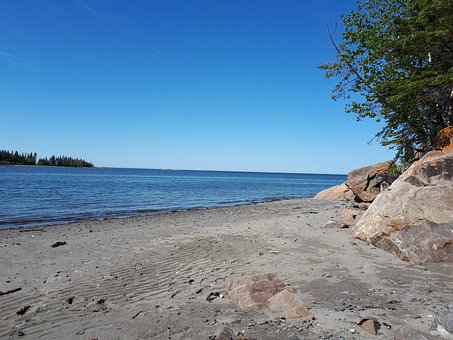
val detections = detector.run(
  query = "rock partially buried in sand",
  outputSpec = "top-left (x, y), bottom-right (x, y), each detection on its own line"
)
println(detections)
top-left (215, 327), bottom-right (234, 340)
top-left (335, 206), bottom-right (365, 226)
top-left (324, 203), bottom-right (369, 229)
top-left (224, 273), bottom-right (314, 321)
top-left (16, 305), bottom-right (31, 316)
top-left (324, 220), bottom-right (349, 229)
top-left (345, 160), bottom-right (397, 203)
top-left (51, 241), bottom-right (67, 248)
top-left (352, 150), bottom-right (453, 264)
top-left (225, 273), bottom-right (285, 310)
top-left (267, 290), bottom-right (313, 320)
top-left (357, 317), bottom-right (381, 335)
top-left (430, 305), bottom-right (453, 339)
top-left (393, 325), bottom-right (429, 340)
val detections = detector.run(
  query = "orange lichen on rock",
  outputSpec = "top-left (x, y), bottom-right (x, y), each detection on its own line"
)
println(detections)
top-left (376, 162), bottom-right (392, 172)
top-left (426, 151), bottom-right (444, 158)
top-left (434, 126), bottom-right (453, 152)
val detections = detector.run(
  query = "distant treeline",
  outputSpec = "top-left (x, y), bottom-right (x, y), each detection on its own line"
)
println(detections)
top-left (0, 150), bottom-right (94, 168)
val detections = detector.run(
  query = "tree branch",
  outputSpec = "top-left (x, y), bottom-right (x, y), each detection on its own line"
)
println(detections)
top-left (327, 26), bottom-right (373, 92)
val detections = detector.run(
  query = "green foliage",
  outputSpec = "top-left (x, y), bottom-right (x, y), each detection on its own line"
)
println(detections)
top-left (320, 0), bottom-right (453, 165)
top-left (0, 149), bottom-right (94, 168)
top-left (388, 161), bottom-right (403, 176)
top-left (37, 155), bottom-right (94, 168)
top-left (0, 150), bottom-right (37, 165)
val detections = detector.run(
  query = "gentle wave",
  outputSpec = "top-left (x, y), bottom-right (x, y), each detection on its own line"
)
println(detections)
top-left (0, 166), bottom-right (345, 228)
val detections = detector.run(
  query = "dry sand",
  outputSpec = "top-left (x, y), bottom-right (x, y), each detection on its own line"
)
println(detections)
top-left (0, 198), bottom-right (452, 339)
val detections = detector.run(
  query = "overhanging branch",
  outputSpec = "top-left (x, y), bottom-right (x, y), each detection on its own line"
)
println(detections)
top-left (327, 26), bottom-right (373, 92)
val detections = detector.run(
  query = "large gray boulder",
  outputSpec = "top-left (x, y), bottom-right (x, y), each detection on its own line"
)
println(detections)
top-left (345, 160), bottom-right (397, 202)
top-left (352, 150), bottom-right (453, 264)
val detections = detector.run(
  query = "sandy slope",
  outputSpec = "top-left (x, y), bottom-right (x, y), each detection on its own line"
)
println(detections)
top-left (0, 199), bottom-right (451, 339)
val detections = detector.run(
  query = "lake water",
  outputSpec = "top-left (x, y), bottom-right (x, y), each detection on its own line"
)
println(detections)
top-left (0, 166), bottom-right (345, 228)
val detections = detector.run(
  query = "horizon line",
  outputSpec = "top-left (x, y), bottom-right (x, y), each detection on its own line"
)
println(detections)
top-left (94, 165), bottom-right (347, 177)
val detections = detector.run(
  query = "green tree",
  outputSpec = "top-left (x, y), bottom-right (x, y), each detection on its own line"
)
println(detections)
top-left (320, 0), bottom-right (453, 165)
top-left (0, 150), bottom-right (93, 167)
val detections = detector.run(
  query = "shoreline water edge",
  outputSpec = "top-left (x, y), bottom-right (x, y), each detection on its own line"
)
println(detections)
top-left (0, 166), bottom-right (346, 229)
top-left (1, 198), bottom-right (451, 339)
top-left (0, 196), bottom-right (310, 230)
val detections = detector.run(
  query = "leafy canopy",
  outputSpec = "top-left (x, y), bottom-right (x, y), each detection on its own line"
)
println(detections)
top-left (320, 0), bottom-right (453, 164)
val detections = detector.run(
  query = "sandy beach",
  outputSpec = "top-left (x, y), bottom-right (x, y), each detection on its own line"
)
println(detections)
top-left (1, 198), bottom-right (452, 339)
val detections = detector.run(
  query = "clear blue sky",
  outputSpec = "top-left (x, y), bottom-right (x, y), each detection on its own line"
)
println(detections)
top-left (0, 0), bottom-right (394, 174)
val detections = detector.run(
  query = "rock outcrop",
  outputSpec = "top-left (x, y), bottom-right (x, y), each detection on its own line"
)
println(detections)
top-left (314, 183), bottom-right (351, 201)
top-left (224, 273), bottom-right (314, 320)
top-left (316, 161), bottom-right (397, 231)
top-left (352, 150), bottom-right (453, 264)
top-left (319, 160), bottom-right (396, 228)
top-left (345, 160), bottom-right (397, 203)
top-left (315, 160), bottom-right (397, 205)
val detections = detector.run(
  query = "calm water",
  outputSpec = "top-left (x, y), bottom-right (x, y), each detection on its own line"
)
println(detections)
top-left (0, 166), bottom-right (345, 228)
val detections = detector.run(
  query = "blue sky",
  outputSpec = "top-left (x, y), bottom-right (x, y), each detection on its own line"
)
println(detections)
top-left (0, 0), bottom-right (394, 173)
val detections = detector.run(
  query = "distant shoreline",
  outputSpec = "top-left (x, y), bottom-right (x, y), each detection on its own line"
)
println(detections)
top-left (0, 150), bottom-right (94, 168)
top-left (0, 164), bottom-right (96, 169)
top-left (0, 164), bottom-right (95, 168)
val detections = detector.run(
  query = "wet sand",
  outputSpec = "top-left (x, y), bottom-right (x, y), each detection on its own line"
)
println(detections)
top-left (0, 198), bottom-right (451, 339)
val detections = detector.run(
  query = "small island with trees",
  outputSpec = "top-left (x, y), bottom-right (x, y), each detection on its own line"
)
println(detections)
top-left (0, 150), bottom-right (94, 168)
